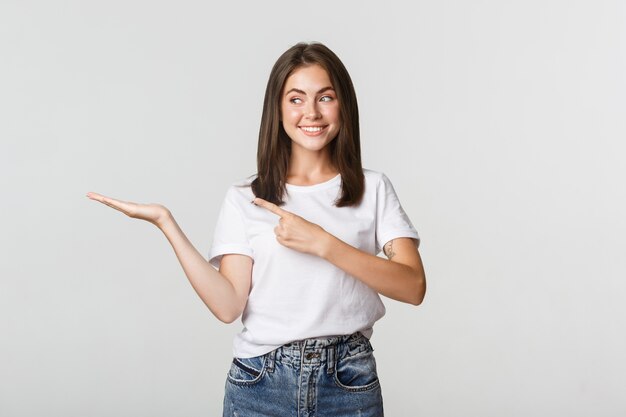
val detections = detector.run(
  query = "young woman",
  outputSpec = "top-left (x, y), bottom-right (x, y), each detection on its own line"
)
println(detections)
top-left (87, 41), bottom-right (426, 417)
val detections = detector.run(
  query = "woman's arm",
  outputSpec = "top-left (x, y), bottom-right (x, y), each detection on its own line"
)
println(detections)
top-left (251, 197), bottom-right (426, 306)
top-left (158, 213), bottom-right (251, 323)
top-left (86, 192), bottom-right (250, 323)
top-left (320, 236), bottom-right (426, 305)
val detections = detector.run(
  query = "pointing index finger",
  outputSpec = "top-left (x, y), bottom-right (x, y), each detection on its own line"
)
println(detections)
top-left (252, 197), bottom-right (290, 218)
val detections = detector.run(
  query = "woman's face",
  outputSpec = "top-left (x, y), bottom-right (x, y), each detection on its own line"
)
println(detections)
top-left (280, 64), bottom-right (341, 154)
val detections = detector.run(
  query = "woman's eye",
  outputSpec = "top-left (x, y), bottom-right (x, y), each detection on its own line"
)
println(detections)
top-left (320, 96), bottom-right (333, 102)
top-left (290, 97), bottom-right (302, 104)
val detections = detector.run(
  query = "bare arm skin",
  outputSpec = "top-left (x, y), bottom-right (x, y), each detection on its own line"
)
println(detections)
top-left (158, 214), bottom-right (252, 323)
top-left (321, 236), bottom-right (426, 305)
top-left (85, 192), bottom-right (251, 323)
top-left (252, 197), bottom-right (426, 306)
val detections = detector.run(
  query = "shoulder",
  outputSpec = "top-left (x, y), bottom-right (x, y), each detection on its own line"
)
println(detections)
top-left (362, 168), bottom-right (391, 189)
top-left (362, 168), bottom-right (382, 181)
top-left (222, 174), bottom-right (256, 206)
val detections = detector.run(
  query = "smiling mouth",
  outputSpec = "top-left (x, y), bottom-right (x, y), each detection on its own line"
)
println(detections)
top-left (299, 125), bottom-right (328, 136)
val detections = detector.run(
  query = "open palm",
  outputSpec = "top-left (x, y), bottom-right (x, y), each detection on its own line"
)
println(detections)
top-left (86, 192), bottom-right (170, 227)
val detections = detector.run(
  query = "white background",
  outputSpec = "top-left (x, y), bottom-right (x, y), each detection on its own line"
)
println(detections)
top-left (1, 1), bottom-right (624, 416)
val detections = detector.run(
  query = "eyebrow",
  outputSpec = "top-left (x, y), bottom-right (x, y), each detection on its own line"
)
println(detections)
top-left (285, 86), bottom-right (335, 96)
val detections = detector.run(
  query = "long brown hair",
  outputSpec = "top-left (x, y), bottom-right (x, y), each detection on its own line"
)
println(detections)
top-left (249, 41), bottom-right (364, 207)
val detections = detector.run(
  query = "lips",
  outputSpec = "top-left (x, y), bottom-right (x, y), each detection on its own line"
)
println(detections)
top-left (299, 125), bottom-right (328, 136)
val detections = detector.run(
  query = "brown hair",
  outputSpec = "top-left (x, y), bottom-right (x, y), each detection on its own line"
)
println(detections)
top-left (248, 41), bottom-right (364, 207)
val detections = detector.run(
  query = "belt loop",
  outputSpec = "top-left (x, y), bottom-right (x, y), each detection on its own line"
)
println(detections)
top-left (266, 348), bottom-right (276, 373)
top-left (326, 344), bottom-right (335, 375)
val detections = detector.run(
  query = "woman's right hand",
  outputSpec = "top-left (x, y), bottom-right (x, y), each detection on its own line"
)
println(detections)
top-left (86, 191), bottom-right (171, 228)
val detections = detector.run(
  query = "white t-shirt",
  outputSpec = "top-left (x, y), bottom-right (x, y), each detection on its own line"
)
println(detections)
top-left (208, 168), bottom-right (420, 358)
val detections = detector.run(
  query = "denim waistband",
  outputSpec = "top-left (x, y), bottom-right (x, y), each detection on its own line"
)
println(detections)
top-left (264, 331), bottom-right (373, 375)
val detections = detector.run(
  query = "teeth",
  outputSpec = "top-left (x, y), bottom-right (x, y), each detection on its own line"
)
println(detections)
top-left (301, 126), bottom-right (324, 132)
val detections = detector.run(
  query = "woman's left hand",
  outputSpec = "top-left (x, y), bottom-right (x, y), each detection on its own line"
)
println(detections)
top-left (252, 197), bottom-right (332, 258)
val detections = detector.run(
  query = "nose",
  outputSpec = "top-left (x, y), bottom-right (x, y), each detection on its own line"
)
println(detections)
top-left (304, 101), bottom-right (321, 119)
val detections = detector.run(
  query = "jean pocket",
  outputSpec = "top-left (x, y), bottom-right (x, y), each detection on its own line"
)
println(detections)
top-left (333, 348), bottom-right (380, 392)
top-left (226, 354), bottom-right (267, 386)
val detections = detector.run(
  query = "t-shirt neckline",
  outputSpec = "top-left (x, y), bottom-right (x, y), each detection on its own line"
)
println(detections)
top-left (285, 173), bottom-right (341, 192)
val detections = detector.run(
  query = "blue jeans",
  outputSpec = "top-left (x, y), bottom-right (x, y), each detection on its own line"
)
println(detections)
top-left (222, 331), bottom-right (384, 416)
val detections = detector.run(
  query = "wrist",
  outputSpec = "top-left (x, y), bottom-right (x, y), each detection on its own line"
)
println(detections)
top-left (155, 209), bottom-right (174, 230)
top-left (317, 230), bottom-right (337, 260)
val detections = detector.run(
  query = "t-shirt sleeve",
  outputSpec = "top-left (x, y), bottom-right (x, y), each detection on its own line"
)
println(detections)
top-left (207, 188), bottom-right (254, 270)
top-left (375, 173), bottom-right (421, 255)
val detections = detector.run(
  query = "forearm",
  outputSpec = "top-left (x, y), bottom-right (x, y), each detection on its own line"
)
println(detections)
top-left (157, 212), bottom-right (239, 323)
top-left (320, 235), bottom-right (425, 305)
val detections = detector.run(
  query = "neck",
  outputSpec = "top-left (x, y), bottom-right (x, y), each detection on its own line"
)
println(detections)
top-left (287, 148), bottom-right (337, 180)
